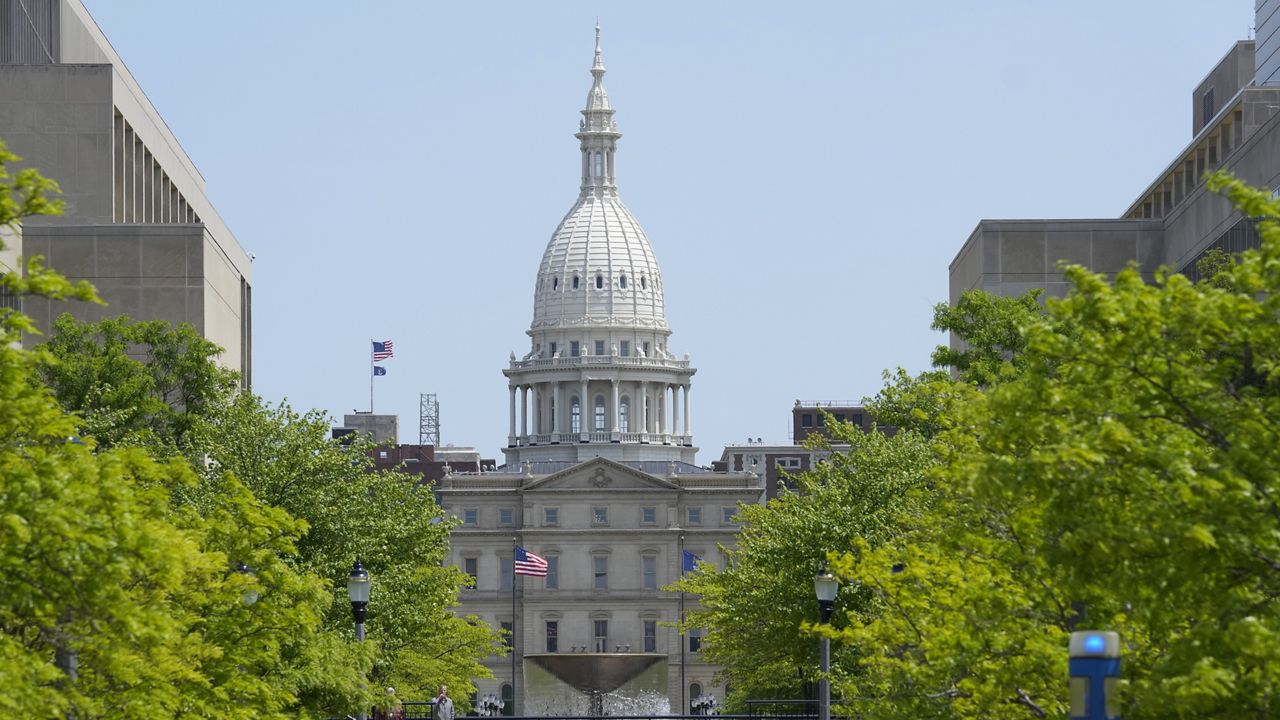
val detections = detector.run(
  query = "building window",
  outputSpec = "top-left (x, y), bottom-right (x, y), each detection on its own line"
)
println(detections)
top-left (1203, 87), bottom-right (1215, 124)
top-left (553, 277), bottom-right (559, 290)
top-left (550, 342), bottom-right (557, 357)
top-left (835, 413), bottom-right (845, 422)
top-left (620, 274), bottom-right (627, 289)
top-left (620, 397), bottom-right (630, 432)
top-left (543, 507), bottom-right (560, 527)
top-left (641, 506), bottom-right (657, 525)
top-left (687, 507), bottom-right (702, 525)
top-left (499, 508), bottom-right (514, 527)
top-left (641, 275), bottom-right (647, 290)
top-left (620, 340), bottom-right (630, 357)
top-left (546, 555), bottom-right (559, 589)
top-left (643, 555), bottom-right (658, 590)
top-left (817, 414), bottom-right (825, 427)
top-left (722, 507), bottom-right (737, 524)
top-left (463, 557), bottom-right (478, 588)
top-left (546, 620), bottom-right (559, 652)
top-left (570, 341), bottom-right (580, 357)
top-left (853, 414), bottom-right (863, 426)
top-left (501, 557), bottom-right (513, 591)
top-left (595, 340), bottom-right (605, 356)
top-left (643, 342), bottom-right (650, 356)
top-left (500, 621), bottom-right (514, 649)
top-left (596, 274), bottom-right (603, 289)
top-left (463, 509), bottom-right (478, 525)
top-left (592, 506), bottom-right (609, 525)
top-left (801, 413), bottom-right (813, 428)
top-left (500, 684), bottom-right (513, 717)
top-left (594, 395), bottom-right (606, 431)
top-left (573, 275), bottom-right (580, 290)
top-left (594, 151), bottom-right (603, 177)
top-left (571, 398), bottom-right (581, 433)
top-left (644, 620), bottom-right (657, 652)
top-left (594, 619), bottom-right (608, 652)
top-left (593, 556), bottom-right (608, 589)
top-left (689, 683), bottom-right (702, 713)
top-left (689, 629), bottom-right (704, 653)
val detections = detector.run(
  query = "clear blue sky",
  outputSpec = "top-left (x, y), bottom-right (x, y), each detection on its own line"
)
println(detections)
top-left (84, 1), bottom-right (1253, 459)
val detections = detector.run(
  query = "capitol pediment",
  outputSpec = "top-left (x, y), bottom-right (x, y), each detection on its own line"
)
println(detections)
top-left (524, 457), bottom-right (680, 492)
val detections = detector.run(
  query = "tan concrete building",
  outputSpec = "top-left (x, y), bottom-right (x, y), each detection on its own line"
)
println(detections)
top-left (950, 2), bottom-right (1280, 317)
top-left (1, 0), bottom-right (252, 381)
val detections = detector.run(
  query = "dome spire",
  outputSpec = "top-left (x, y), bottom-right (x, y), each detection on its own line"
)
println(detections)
top-left (578, 22), bottom-right (620, 195)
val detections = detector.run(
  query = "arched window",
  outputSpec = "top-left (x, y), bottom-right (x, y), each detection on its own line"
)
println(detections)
top-left (620, 274), bottom-right (627, 289)
top-left (500, 683), bottom-right (514, 716)
top-left (571, 397), bottom-right (581, 434)
top-left (594, 396), bottom-right (606, 432)
top-left (595, 274), bottom-right (603, 289)
top-left (619, 397), bottom-right (630, 433)
top-left (594, 151), bottom-right (603, 177)
top-left (690, 683), bottom-right (703, 713)
top-left (573, 275), bottom-right (580, 290)
top-left (553, 277), bottom-right (559, 290)
top-left (641, 275), bottom-right (647, 289)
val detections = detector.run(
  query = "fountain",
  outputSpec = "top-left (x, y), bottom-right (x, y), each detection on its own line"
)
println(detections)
top-left (524, 653), bottom-right (670, 716)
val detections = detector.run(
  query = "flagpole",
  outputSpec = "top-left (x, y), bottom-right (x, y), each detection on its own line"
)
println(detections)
top-left (369, 339), bottom-right (374, 413)
top-left (679, 534), bottom-right (686, 715)
top-left (506, 532), bottom-right (512, 712)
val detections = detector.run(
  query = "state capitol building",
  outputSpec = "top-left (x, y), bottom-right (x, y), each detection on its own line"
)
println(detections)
top-left (435, 26), bottom-right (764, 716)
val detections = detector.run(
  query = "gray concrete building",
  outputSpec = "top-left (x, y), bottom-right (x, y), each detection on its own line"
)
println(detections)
top-left (1, 0), bottom-right (252, 381)
top-left (443, 27), bottom-right (763, 715)
top-left (950, 2), bottom-right (1280, 314)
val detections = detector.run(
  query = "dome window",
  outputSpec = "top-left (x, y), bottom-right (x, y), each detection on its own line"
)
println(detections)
top-left (595, 274), bottom-right (603, 289)
top-left (573, 275), bottom-right (580, 290)
top-left (553, 277), bottom-right (559, 290)
top-left (641, 275), bottom-right (647, 290)
top-left (619, 274), bottom-right (627, 289)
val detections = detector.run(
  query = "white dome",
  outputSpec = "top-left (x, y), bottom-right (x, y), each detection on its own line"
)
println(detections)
top-left (531, 193), bottom-right (667, 332)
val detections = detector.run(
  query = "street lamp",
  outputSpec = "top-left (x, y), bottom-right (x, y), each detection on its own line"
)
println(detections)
top-left (814, 568), bottom-right (839, 720)
top-left (347, 558), bottom-right (371, 720)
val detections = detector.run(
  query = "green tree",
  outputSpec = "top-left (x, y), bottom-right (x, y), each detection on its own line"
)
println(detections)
top-left (673, 419), bottom-right (934, 709)
top-left (827, 173), bottom-right (1280, 719)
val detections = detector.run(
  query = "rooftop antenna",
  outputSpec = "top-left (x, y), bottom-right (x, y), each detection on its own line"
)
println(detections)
top-left (419, 393), bottom-right (440, 446)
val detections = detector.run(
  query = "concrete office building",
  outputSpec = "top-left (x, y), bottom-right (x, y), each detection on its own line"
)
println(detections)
top-left (950, 2), bottom-right (1280, 315)
top-left (1, 0), bottom-right (252, 381)
top-left (439, 28), bottom-right (763, 715)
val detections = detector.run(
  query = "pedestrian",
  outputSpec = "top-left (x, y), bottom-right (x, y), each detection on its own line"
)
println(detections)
top-left (432, 685), bottom-right (454, 720)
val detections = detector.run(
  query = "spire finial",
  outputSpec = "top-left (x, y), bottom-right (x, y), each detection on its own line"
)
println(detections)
top-left (592, 20), bottom-right (605, 74)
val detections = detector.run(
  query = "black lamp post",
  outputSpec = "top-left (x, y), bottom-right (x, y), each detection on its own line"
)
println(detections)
top-left (348, 558), bottom-right (371, 720)
top-left (813, 568), bottom-right (839, 720)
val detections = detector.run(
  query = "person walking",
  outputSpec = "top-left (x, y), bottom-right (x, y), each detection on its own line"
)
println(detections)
top-left (432, 685), bottom-right (454, 720)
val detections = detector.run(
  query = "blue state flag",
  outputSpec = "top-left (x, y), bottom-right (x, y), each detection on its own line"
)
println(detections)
top-left (373, 366), bottom-right (387, 376)
top-left (682, 549), bottom-right (702, 574)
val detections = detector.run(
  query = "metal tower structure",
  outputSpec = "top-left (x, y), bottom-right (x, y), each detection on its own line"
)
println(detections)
top-left (419, 393), bottom-right (440, 447)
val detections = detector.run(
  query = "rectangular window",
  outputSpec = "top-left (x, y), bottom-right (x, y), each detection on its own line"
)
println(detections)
top-left (550, 342), bottom-right (557, 357)
top-left (592, 506), bottom-right (608, 525)
top-left (643, 555), bottom-right (657, 590)
top-left (595, 340), bottom-right (605, 356)
top-left (620, 340), bottom-right (630, 357)
top-left (594, 619), bottom-right (608, 652)
top-left (544, 507), bottom-right (559, 526)
top-left (501, 621), bottom-right (514, 649)
top-left (500, 557), bottom-right (513, 591)
top-left (722, 506), bottom-right (737, 524)
top-left (593, 556), bottom-right (608, 589)
top-left (1203, 87), bottom-right (1215, 124)
top-left (835, 413), bottom-right (845, 422)
top-left (641, 507), bottom-right (657, 525)
top-left (463, 557), bottom-right (478, 588)
top-left (801, 413), bottom-right (813, 427)
top-left (643, 342), bottom-right (651, 356)
top-left (687, 507), bottom-right (702, 525)
top-left (817, 414), bottom-right (826, 427)
top-left (644, 620), bottom-right (657, 652)
top-left (499, 508), bottom-right (514, 526)
top-left (689, 629), bottom-right (704, 653)
top-left (546, 556), bottom-right (559, 589)
top-left (852, 414), bottom-right (863, 426)
top-left (570, 341), bottom-right (580, 357)
top-left (546, 621), bottom-right (559, 653)
top-left (463, 509), bottom-right (478, 525)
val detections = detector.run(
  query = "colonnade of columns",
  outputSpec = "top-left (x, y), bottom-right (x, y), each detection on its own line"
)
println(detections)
top-left (507, 379), bottom-right (692, 445)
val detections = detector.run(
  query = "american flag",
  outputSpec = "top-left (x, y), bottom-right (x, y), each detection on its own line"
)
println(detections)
top-left (514, 546), bottom-right (548, 577)
top-left (372, 340), bottom-right (394, 361)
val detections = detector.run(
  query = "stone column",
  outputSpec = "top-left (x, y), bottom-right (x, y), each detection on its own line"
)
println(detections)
top-left (672, 384), bottom-right (681, 440)
top-left (580, 378), bottom-right (589, 437)
top-left (552, 381), bottom-right (561, 437)
top-left (684, 383), bottom-right (692, 436)
top-left (658, 384), bottom-right (667, 435)
top-left (611, 378), bottom-right (620, 435)
top-left (509, 385), bottom-right (517, 444)
top-left (520, 385), bottom-right (528, 440)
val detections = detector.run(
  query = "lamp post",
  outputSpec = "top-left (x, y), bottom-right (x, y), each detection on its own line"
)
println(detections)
top-left (348, 558), bottom-right (371, 720)
top-left (814, 569), bottom-right (839, 720)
